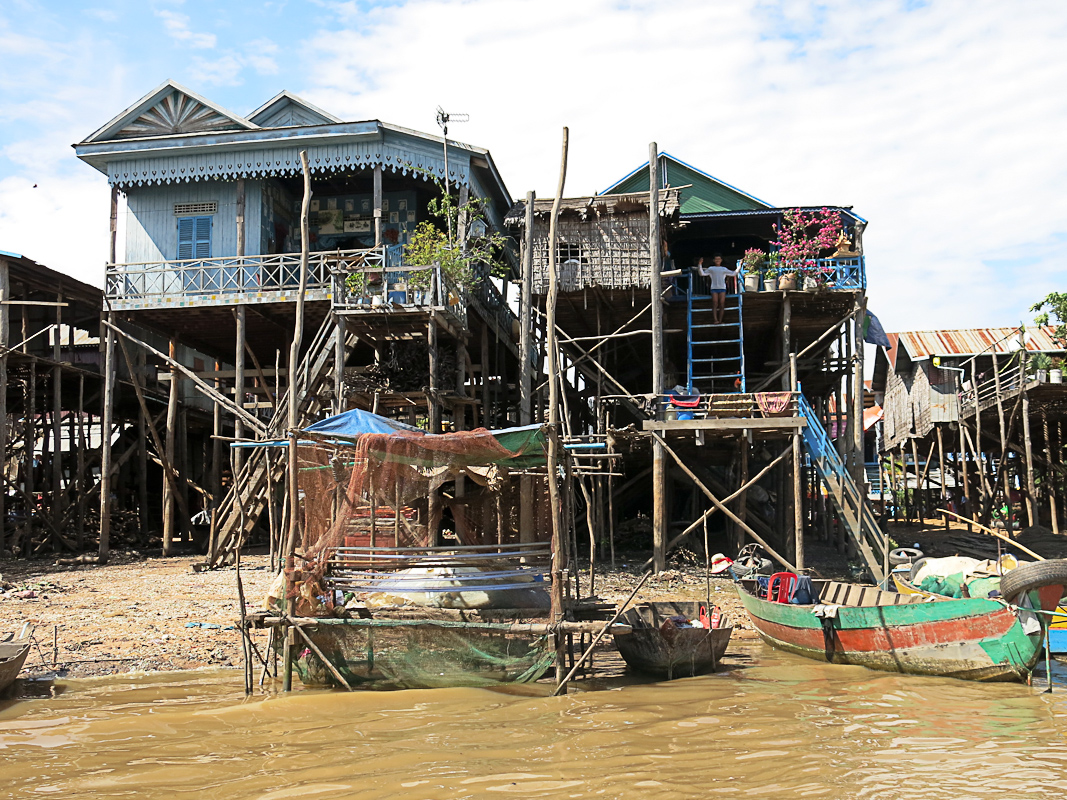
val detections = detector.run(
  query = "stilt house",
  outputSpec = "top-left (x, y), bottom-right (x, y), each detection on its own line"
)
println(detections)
top-left (508, 152), bottom-right (887, 580)
top-left (75, 81), bottom-right (521, 563)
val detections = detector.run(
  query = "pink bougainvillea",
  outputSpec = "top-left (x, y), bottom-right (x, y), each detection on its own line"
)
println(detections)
top-left (771, 208), bottom-right (843, 276)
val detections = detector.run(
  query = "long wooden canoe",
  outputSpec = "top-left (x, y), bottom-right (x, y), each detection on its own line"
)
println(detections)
top-left (736, 578), bottom-right (1064, 682)
top-left (613, 601), bottom-right (732, 679)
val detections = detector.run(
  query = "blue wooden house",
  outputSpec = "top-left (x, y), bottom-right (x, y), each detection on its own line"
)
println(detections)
top-left (75, 81), bottom-right (521, 561)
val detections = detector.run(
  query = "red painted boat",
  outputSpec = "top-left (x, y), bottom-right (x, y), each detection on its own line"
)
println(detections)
top-left (735, 563), bottom-right (1067, 682)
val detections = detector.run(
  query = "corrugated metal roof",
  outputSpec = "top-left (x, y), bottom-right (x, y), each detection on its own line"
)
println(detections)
top-left (895, 326), bottom-right (1065, 358)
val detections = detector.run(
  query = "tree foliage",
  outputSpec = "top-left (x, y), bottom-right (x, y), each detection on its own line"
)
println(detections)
top-left (1031, 291), bottom-right (1067, 347)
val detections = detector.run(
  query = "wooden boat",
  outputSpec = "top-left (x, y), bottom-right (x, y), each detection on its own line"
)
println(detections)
top-left (735, 572), bottom-right (1067, 682)
top-left (613, 601), bottom-right (733, 679)
top-left (0, 625), bottom-right (31, 693)
top-left (893, 569), bottom-right (1067, 658)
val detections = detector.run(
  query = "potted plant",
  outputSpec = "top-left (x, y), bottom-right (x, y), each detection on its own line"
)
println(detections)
top-left (740, 249), bottom-right (765, 292)
top-left (772, 208), bottom-right (843, 291)
top-left (1029, 352), bottom-right (1052, 382)
top-left (762, 252), bottom-right (781, 291)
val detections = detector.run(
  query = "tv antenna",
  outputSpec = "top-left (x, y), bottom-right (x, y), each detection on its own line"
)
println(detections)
top-left (435, 107), bottom-right (469, 245)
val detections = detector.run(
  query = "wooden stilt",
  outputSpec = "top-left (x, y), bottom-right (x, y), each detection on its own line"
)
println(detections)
top-left (546, 128), bottom-right (569, 689)
top-left (0, 258), bottom-right (9, 553)
top-left (649, 142), bottom-right (667, 575)
top-left (1044, 413), bottom-right (1060, 534)
top-left (162, 336), bottom-right (179, 556)
top-left (1021, 379), bottom-right (1037, 527)
top-left (98, 312), bottom-right (116, 563)
top-left (234, 306), bottom-right (246, 475)
top-left (791, 354), bottom-right (804, 570)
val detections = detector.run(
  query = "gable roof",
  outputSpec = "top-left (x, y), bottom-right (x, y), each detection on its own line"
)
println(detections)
top-left (602, 152), bottom-right (772, 215)
top-left (247, 91), bottom-right (343, 128)
top-left (82, 80), bottom-right (257, 143)
top-left (896, 327), bottom-right (1065, 359)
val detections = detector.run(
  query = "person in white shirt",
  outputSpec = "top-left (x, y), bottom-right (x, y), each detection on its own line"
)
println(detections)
top-left (695, 254), bottom-right (739, 323)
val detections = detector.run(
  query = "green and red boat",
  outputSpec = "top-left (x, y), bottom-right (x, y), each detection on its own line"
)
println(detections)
top-left (735, 561), bottom-right (1067, 682)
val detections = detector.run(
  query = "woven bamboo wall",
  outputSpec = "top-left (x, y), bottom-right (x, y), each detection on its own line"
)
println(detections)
top-left (528, 211), bottom-right (652, 292)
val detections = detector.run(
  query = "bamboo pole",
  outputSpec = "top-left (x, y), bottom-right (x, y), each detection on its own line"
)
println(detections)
top-left (546, 127), bottom-right (569, 688)
top-left (98, 312), bottom-right (115, 563)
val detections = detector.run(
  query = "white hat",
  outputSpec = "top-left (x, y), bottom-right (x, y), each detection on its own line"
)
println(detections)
top-left (709, 553), bottom-right (733, 574)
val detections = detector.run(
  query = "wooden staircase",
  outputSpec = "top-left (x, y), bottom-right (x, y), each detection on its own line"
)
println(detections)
top-left (208, 317), bottom-right (358, 565)
top-left (797, 394), bottom-right (886, 581)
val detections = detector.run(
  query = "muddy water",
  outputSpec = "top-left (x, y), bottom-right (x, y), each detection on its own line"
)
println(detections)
top-left (3, 645), bottom-right (1067, 799)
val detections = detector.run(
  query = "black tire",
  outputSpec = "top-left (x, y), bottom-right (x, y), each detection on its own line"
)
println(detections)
top-left (909, 557), bottom-right (928, 583)
top-left (999, 559), bottom-right (1067, 602)
top-left (889, 547), bottom-right (923, 566)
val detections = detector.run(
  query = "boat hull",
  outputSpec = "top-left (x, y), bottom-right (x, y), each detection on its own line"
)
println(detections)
top-left (0, 641), bottom-right (30, 693)
top-left (736, 582), bottom-right (1049, 682)
top-left (894, 572), bottom-right (1067, 656)
top-left (614, 602), bottom-right (732, 679)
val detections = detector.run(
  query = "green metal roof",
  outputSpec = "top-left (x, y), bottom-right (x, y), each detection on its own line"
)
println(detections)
top-left (603, 153), bottom-right (772, 215)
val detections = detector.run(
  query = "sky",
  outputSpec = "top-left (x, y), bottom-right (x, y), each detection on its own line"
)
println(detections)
top-left (0, 0), bottom-right (1064, 335)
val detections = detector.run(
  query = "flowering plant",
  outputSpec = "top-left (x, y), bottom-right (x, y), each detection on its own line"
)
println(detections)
top-left (771, 208), bottom-right (843, 281)
top-left (740, 248), bottom-right (766, 272)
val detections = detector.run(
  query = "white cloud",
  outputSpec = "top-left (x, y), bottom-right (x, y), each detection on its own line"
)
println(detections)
top-left (156, 10), bottom-right (217, 49)
top-left (300, 0), bottom-right (1067, 333)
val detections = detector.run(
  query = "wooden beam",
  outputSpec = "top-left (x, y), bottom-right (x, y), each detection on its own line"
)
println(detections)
top-left (643, 418), bottom-right (806, 432)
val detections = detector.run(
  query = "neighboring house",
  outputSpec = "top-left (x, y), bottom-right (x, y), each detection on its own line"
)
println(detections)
top-left (507, 152), bottom-right (882, 578)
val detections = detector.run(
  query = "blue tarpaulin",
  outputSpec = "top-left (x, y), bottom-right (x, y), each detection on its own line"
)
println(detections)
top-left (303, 408), bottom-right (423, 437)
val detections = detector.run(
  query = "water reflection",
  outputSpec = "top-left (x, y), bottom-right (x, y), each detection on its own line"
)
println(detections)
top-left (0, 646), bottom-right (1066, 799)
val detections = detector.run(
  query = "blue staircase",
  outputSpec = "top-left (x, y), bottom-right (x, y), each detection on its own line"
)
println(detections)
top-left (797, 394), bottom-right (887, 581)
top-left (686, 280), bottom-right (745, 394)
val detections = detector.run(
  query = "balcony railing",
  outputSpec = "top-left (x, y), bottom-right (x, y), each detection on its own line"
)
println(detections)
top-left (105, 248), bottom-right (389, 310)
top-left (733, 256), bottom-right (866, 292)
top-left (332, 261), bottom-right (468, 326)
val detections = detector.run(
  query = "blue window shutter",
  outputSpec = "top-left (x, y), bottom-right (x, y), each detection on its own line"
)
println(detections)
top-left (194, 216), bottom-right (212, 259)
top-left (177, 217), bottom-right (195, 259)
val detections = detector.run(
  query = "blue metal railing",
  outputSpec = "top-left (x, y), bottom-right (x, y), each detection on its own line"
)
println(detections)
top-left (736, 256), bottom-right (866, 291)
top-left (797, 393), bottom-right (848, 481)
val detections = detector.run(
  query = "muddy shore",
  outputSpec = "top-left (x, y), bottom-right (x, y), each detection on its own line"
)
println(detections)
top-left (0, 549), bottom-right (759, 680)
top-left (3, 515), bottom-right (1030, 680)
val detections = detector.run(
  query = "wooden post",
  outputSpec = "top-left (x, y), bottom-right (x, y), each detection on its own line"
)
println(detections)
top-left (991, 350), bottom-right (1008, 509)
top-left (76, 374), bottom-right (86, 548)
top-left (51, 296), bottom-right (63, 537)
top-left (546, 127), bottom-right (569, 689)
top-left (234, 306), bottom-right (246, 475)
top-left (283, 150), bottom-right (313, 563)
top-left (780, 295), bottom-right (792, 391)
top-left (428, 314), bottom-right (440, 433)
top-left (1021, 360), bottom-right (1037, 527)
top-left (334, 314), bottom-right (346, 415)
top-left (937, 425), bottom-right (949, 530)
top-left (0, 258), bottom-right (8, 553)
top-left (852, 294), bottom-right (866, 489)
top-left (137, 349), bottom-right (149, 540)
top-left (480, 323), bottom-right (490, 429)
top-left (1044, 413), bottom-right (1060, 534)
top-left (236, 178), bottom-right (246, 259)
top-left (520, 191), bottom-right (535, 425)
top-left (649, 142), bottom-right (667, 574)
top-left (98, 313), bottom-right (116, 563)
top-left (958, 409), bottom-right (970, 524)
top-left (162, 336), bottom-right (179, 556)
top-left (791, 354), bottom-right (804, 570)
top-left (373, 165), bottom-right (383, 246)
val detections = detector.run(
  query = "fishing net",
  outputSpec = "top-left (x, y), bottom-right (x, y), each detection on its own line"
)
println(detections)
top-left (288, 620), bottom-right (555, 690)
top-left (289, 427), bottom-right (551, 596)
